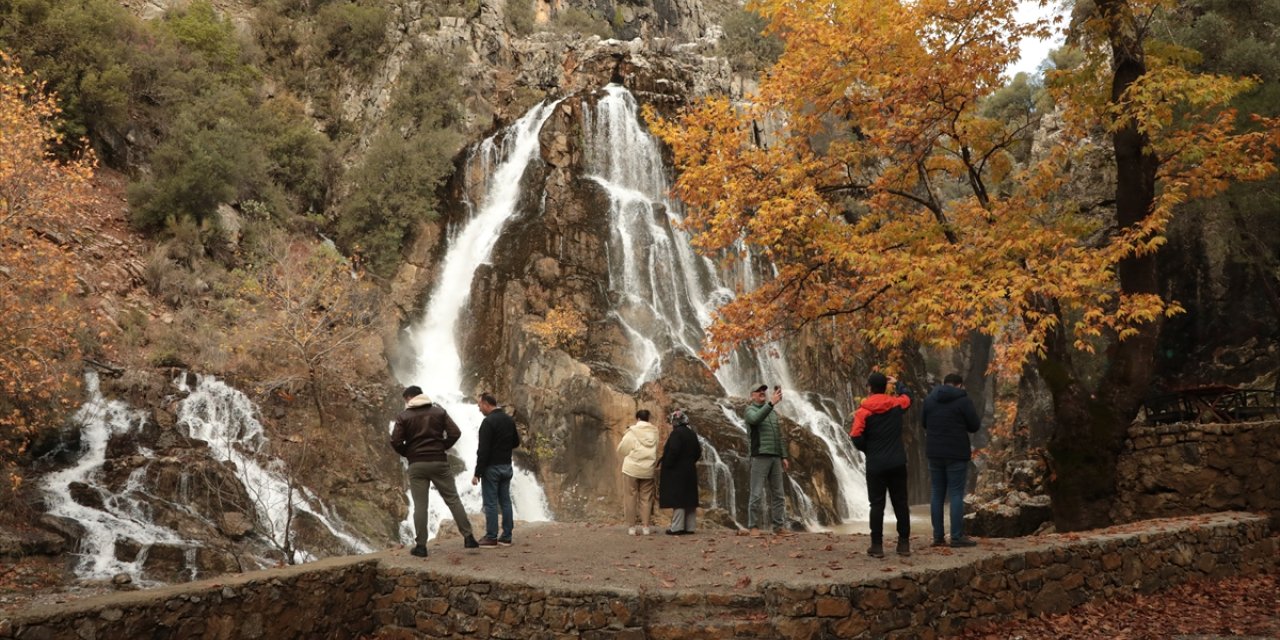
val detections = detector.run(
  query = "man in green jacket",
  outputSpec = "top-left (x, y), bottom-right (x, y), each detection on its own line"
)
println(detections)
top-left (744, 384), bottom-right (790, 533)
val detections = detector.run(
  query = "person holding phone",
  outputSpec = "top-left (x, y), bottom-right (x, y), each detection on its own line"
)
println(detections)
top-left (744, 384), bottom-right (790, 534)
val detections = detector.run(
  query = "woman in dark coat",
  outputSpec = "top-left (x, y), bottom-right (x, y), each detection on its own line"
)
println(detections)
top-left (658, 409), bottom-right (702, 535)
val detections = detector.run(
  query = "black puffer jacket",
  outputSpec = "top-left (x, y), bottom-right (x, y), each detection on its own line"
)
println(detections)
top-left (922, 385), bottom-right (981, 461)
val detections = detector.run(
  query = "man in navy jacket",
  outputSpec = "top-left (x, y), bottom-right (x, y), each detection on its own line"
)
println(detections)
top-left (922, 373), bottom-right (982, 548)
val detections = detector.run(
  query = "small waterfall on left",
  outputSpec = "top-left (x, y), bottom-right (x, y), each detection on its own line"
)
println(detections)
top-left (42, 372), bottom-right (372, 583)
top-left (176, 374), bottom-right (373, 559)
top-left (41, 372), bottom-right (192, 582)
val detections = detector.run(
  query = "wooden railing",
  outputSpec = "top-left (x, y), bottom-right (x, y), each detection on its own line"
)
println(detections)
top-left (1142, 387), bottom-right (1279, 425)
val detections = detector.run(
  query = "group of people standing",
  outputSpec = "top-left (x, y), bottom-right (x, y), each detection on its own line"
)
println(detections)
top-left (389, 370), bottom-right (982, 558)
top-left (388, 387), bottom-right (521, 557)
top-left (616, 409), bottom-right (703, 535)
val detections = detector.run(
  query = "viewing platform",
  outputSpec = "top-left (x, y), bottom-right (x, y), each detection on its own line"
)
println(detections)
top-left (2, 512), bottom-right (1275, 639)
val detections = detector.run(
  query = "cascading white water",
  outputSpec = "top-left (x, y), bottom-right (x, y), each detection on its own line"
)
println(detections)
top-left (585, 84), bottom-right (868, 523)
top-left (41, 372), bottom-right (193, 582)
top-left (399, 100), bottom-right (560, 541)
top-left (176, 374), bottom-right (373, 558)
top-left (43, 372), bottom-right (374, 582)
top-left (696, 435), bottom-right (737, 520)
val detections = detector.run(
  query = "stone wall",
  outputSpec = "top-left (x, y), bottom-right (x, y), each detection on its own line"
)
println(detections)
top-left (366, 514), bottom-right (1275, 639)
top-left (1114, 420), bottom-right (1280, 526)
top-left (752, 513), bottom-right (1276, 639)
top-left (3, 514), bottom-right (1275, 640)
top-left (0, 557), bottom-right (379, 640)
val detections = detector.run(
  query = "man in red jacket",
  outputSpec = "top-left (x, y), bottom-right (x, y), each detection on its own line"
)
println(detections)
top-left (850, 372), bottom-right (912, 558)
top-left (390, 386), bottom-right (480, 557)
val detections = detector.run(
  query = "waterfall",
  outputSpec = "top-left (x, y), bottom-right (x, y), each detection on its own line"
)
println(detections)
top-left (399, 100), bottom-right (560, 541)
top-left (41, 372), bottom-right (193, 582)
top-left (41, 371), bottom-right (374, 583)
top-left (696, 435), bottom-right (737, 520)
top-left (176, 374), bottom-right (373, 558)
top-left (585, 84), bottom-right (868, 523)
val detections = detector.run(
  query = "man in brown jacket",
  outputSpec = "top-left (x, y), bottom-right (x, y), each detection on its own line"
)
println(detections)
top-left (390, 386), bottom-right (479, 557)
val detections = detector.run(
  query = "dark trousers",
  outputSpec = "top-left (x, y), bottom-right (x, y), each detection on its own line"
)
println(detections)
top-left (866, 464), bottom-right (910, 545)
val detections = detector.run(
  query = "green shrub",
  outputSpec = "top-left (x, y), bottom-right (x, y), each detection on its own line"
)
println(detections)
top-left (719, 7), bottom-right (783, 73)
top-left (0, 0), bottom-right (143, 157)
top-left (505, 0), bottom-right (535, 36)
top-left (551, 7), bottom-right (612, 39)
top-left (314, 2), bottom-right (386, 69)
top-left (336, 127), bottom-right (460, 277)
top-left (128, 90), bottom-right (261, 232)
top-left (334, 52), bottom-right (464, 277)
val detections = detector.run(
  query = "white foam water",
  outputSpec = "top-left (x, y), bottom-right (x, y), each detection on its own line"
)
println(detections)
top-left (584, 84), bottom-right (868, 523)
top-left (397, 100), bottom-right (562, 542)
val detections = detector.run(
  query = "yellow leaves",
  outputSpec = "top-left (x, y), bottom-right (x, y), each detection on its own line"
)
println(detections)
top-left (528, 306), bottom-right (589, 351)
top-left (650, 0), bottom-right (1280, 377)
top-left (1, 52), bottom-right (99, 503)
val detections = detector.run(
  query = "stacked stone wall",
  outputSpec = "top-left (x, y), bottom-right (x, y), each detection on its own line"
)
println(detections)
top-left (365, 514), bottom-right (1275, 639)
top-left (0, 558), bottom-right (379, 640)
top-left (753, 513), bottom-right (1276, 639)
top-left (1114, 420), bottom-right (1280, 525)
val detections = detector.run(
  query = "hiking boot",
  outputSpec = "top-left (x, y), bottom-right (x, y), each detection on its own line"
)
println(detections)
top-left (931, 538), bottom-right (947, 548)
top-left (867, 543), bottom-right (885, 558)
top-left (628, 527), bottom-right (637, 536)
top-left (497, 537), bottom-right (512, 547)
top-left (477, 537), bottom-right (499, 548)
top-left (896, 539), bottom-right (911, 557)
top-left (409, 545), bottom-right (428, 558)
top-left (950, 536), bottom-right (978, 548)
top-left (463, 535), bottom-right (480, 549)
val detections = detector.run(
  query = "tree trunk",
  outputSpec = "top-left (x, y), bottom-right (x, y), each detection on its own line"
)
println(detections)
top-left (308, 367), bottom-right (327, 430)
top-left (1044, 0), bottom-right (1163, 532)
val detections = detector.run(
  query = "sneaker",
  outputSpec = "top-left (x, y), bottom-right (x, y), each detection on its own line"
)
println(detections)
top-left (665, 529), bottom-right (680, 536)
top-left (409, 545), bottom-right (428, 558)
top-left (950, 536), bottom-right (978, 548)
top-left (628, 527), bottom-right (637, 536)
top-left (641, 527), bottom-right (651, 535)
top-left (497, 537), bottom-right (512, 547)
top-left (463, 535), bottom-right (479, 549)
top-left (896, 539), bottom-right (911, 557)
top-left (867, 543), bottom-right (885, 558)
top-left (931, 539), bottom-right (947, 548)
top-left (477, 537), bottom-right (499, 548)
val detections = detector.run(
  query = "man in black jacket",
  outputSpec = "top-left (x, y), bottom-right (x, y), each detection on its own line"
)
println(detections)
top-left (849, 372), bottom-right (912, 558)
top-left (471, 393), bottom-right (520, 547)
top-left (390, 386), bottom-right (479, 557)
top-left (922, 373), bottom-right (982, 548)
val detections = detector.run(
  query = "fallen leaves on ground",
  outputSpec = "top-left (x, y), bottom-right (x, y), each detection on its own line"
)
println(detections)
top-left (958, 572), bottom-right (1279, 639)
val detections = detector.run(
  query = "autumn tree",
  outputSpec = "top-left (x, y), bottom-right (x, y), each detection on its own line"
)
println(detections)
top-left (649, 0), bottom-right (1279, 529)
top-left (0, 52), bottom-right (99, 508)
top-left (236, 236), bottom-right (381, 429)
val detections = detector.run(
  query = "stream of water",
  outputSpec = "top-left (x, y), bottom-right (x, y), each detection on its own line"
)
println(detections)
top-left (396, 100), bottom-right (561, 542)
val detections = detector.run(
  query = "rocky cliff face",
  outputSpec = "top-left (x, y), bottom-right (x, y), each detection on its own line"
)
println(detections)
top-left (425, 80), bottom-right (846, 525)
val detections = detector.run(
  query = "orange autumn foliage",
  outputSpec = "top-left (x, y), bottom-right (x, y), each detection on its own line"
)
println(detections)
top-left (648, 0), bottom-right (1279, 375)
top-left (0, 52), bottom-right (99, 502)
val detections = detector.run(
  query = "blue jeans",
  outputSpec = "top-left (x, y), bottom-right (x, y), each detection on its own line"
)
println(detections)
top-left (481, 464), bottom-right (514, 541)
top-left (929, 458), bottom-right (968, 541)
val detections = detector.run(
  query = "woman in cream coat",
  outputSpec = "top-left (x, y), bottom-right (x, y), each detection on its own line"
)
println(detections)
top-left (617, 409), bottom-right (660, 535)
